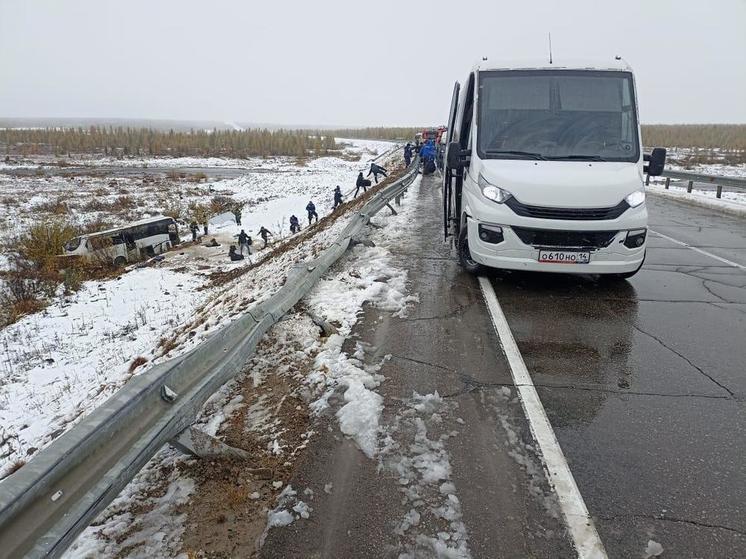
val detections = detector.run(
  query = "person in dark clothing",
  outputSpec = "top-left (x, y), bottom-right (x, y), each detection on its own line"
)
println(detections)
top-left (306, 201), bottom-right (319, 225)
top-left (228, 245), bottom-right (244, 261)
top-left (233, 207), bottom-right (243, 226)
top-left (420, 139), bottom-right (437, 175)
top-left (237, 229), bottom-right (251, 255)
top-left (355, 172), bottom-right (371, 198)
top-left (333, 185), bottom-right (343, 209)
top-left (404, 143), bottom-right (413, 167)
top-left (190, 221), bottom-right (199, 242)
top-left (367, 162), bottom-right (388, 184)
top-left (289, 215), bottom-right (300, 234)
top-left (203, 222), bottom-right (208, 235)
top-left (258, 226), bottom-right (273, 248)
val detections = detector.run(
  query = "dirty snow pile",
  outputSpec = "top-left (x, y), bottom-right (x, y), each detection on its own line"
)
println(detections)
top-left (305, 177), bottom-right (422, 458)
top-left (262, 485), bottom-right (313, 537)
top-left (381, 392), bottom-right (471, 559)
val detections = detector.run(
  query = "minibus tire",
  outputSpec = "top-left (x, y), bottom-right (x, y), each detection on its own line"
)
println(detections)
top-left (114, 256), bottom-right (127, 268)
top-left (457, 227), bottom-right (482, 274)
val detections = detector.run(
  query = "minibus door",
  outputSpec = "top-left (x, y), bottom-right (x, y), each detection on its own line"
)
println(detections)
top-left (443, 81), bottom-right (460, 240)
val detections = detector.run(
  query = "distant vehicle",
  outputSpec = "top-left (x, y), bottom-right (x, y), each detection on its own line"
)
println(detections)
top-left (63, 216), bottom-right (179, 267)
top-left (443, 57), bottom-right (666, 279)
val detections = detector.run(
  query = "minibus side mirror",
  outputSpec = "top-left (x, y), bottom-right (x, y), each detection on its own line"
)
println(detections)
top-left (447, 141), bottom-right (470, 170)
top-left (644, 147), bottom-right (667, 176)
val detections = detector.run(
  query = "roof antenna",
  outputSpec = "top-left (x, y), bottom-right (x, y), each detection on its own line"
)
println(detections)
top-left (548, 33), bottom-right (553, 64)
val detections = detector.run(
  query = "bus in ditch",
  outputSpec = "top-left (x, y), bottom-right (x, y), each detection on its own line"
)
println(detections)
top-left (63, 216), bottom-right (179, 267)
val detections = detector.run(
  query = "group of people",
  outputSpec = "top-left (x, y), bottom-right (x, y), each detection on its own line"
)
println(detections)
top-left (222, 160), bottom-right (390, 263)
top-left (228, 225), bottom-right (273, 262)
top-left (404, 140), bottom-right (436, 174)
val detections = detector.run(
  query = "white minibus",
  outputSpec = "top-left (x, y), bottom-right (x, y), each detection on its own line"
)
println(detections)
top-left (444, 58), bottom-right (666, 279)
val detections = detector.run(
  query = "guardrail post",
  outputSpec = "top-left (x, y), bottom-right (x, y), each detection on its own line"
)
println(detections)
top-left (665, 177), bottom-right (670, 190)
top-left (645, 173), bottom-right (650, 186)
top-left (687, 180), bottom-right (693, 193)
top-left (716, 185), bottom-right (723, 199)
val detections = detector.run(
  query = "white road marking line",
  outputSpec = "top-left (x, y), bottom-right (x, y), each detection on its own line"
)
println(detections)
top-left (478, 276), bottom-right (607, 559)
top-left (650, 229), bottom-right (746, 271)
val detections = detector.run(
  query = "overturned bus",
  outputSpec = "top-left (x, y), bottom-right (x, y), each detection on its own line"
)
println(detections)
top-left (63, 216), bottom-right (179, 267)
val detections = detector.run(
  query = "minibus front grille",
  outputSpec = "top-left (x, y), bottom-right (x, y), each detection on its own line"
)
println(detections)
top-left (511, 227), bottom-right (618, 248)
top-left (505, 198), bottom-right (630, 220)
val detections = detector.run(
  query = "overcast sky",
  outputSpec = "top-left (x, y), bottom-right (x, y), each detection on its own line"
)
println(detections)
top-left (1, 0), bottom-right (744, 126)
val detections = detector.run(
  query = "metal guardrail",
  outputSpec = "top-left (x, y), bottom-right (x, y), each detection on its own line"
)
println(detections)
top-left (646, 169), bottom-right (746, 198)
top-left (0, 158), bottom-right (419, 559)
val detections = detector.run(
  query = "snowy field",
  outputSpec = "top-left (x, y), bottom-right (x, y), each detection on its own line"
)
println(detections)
top-left (0, 138), bottom-right (398, 477)
top-left (0, 138), bottom-right (391, 241)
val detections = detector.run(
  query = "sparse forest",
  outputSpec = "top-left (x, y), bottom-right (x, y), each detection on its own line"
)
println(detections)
top-left (330, 127), bottom-right (423, 141)
top-left (0, 127), bottom-right (337, 158)
top-left (332, 124), bottom-right (746, 150)
top-left (641, 124), bottom-right (745, 150)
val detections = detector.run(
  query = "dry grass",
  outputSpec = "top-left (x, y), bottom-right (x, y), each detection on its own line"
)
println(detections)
top-left (188, 172), bottom-right (208, 183)
top-left (1, 459), bottom-right (26, 480)
top-left (642, 124), bottom-right (746, 150)
top-left (33, 198), bottom-right (70, 215)
top-left (15, 221), bottom-right (80, 270)
top-left (157, 336), bottom-right (178, 356)
top-left (128, 356), bottom-right (149, 374)
top-left (6, 298), bottom-right (46, 324)
top-left (209, 195), bottom-right (234, 215)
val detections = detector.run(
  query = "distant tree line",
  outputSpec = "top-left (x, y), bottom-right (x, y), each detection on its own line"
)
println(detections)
top-left (641, 124), bottom-right (745, 150)
top-left (0, 126), bottom-right (337, 158)
top-left (330, 127), bottom-right (423, 141)
top-left (333, 125), bottom-right (746, 150)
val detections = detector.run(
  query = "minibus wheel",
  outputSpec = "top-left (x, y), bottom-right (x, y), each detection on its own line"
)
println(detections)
top-left (114, 256), bottom-right (127, 268)
top-left (457, 227), bottom-right (482, 274)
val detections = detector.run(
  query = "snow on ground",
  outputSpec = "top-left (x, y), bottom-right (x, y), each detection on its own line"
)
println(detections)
top-left (63, 447), bottom-right (194, 559)
top-left (302, 176), bottom-right (470, 557)
top-left (0, 139), bottom-right (401, 476)
top-left (305, 178), bottom-right (422, 458)
top-left (0, 139), bottom-right (395, 241)
top-left (648, 162), bottom-right (746, 216)
top-left (0, 267), bottom-right (208, 473)
top-left (647, 182), bottom-right (746, 216)
top-left (381, 392), bottom-right (471, 559)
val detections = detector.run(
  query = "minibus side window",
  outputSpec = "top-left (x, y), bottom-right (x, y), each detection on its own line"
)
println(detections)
top-left (460, 73), bottom-right (475, 150)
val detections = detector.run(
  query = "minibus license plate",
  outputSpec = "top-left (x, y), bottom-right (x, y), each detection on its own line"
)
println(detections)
top-left (538, 250), bottom-right (590, 264)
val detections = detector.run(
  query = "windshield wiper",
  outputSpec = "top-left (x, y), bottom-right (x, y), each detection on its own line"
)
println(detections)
top-left (545, 154), bottom-right (608, 161)
top-left (484, 149), bottom-right (547, 160)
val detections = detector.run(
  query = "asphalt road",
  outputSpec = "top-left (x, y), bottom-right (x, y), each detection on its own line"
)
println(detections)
top-left (262, 176), bottom-right (745, 558)
top-left (492, 193), bottom-right (746, 557)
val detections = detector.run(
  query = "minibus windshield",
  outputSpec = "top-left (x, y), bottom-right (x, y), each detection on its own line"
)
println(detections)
top-left (477, 70), bottom-right (639, 162)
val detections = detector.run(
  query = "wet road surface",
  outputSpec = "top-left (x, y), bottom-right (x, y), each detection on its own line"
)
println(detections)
top-left (491, 193), bottom-right (746, 557)
top-left (263, 177), bottom-right (745, 558)
top-left (262, 177), bottom-right (575, 558)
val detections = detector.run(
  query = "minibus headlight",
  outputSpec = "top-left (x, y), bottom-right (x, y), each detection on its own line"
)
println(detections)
top-left (625, 189), bottom-right (646, 208)
top-left (478, 173), bottom-right (512, 204)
